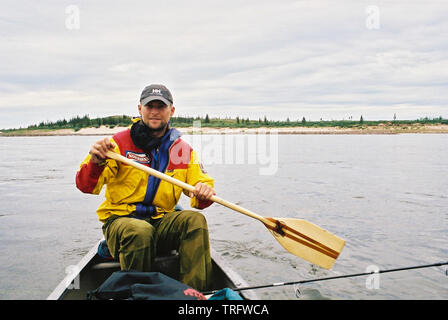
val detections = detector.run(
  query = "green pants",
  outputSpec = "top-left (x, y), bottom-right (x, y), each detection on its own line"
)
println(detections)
top-left (102, 210), bottom-right (212, 291)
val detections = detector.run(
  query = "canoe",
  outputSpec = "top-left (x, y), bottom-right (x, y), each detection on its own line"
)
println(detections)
top-left (47, 238), bottom-right (258, 300)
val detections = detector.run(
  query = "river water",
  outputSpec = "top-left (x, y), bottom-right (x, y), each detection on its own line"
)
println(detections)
top-left (0, 134), bottom-right (446, 299)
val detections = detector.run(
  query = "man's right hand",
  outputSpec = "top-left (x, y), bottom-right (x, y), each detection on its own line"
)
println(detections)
top-left (89, 138), bottom-right (116, 165)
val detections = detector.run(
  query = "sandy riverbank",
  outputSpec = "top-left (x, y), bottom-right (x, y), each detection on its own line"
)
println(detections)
top-left (1, 124), bottom-right (448, 136)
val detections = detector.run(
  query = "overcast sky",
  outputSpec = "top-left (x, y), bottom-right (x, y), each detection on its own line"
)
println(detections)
top-left (1, 0), bottom-right (447, 129)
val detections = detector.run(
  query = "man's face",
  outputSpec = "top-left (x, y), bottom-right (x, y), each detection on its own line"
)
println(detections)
top-left (138, 100), bottom-right (175, 133)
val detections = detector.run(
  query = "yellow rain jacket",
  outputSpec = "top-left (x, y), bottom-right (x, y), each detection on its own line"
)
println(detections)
top-left (76, 126), bottom-right (214, 222)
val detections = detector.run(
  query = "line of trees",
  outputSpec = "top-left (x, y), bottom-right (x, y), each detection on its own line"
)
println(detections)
top-left (26, 115), bottom-right (133, 131)
top-left (4, 114), bottom-right (447, 132)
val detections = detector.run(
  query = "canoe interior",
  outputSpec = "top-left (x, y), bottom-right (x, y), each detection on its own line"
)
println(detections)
top-left (50, 240), bottom-right (258, 300)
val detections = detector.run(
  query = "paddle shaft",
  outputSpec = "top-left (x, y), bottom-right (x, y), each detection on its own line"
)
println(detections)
top-left (105, 150), bottom-right (342, 264)
top-left (105, 151), bottom-right (276, 228)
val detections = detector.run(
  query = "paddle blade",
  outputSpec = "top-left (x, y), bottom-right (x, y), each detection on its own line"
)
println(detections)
top-left (265, 218), bottom-right (345, 270)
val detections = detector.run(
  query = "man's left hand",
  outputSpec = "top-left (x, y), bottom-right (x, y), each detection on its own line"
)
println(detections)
top-left (189, 183), bottom-right (216, 201)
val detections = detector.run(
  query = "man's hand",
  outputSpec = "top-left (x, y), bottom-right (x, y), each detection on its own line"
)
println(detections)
top-left (89, 138), bottom-right (116, 165)
top-left (189, 182), bottom-right (216, 201)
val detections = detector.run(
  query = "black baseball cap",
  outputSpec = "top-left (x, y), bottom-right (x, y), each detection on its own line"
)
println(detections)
top-left (140, 84), bottom-right (173, 106)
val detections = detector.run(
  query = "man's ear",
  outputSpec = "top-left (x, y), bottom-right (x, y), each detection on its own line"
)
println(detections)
top-left (138, 104), bottom-right (142, 116)
top-left (170, 105), bottom-right (175, 116)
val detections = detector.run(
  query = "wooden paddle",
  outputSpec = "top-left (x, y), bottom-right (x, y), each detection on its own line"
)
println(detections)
top-left (105, 150), bottom-right (345, 269)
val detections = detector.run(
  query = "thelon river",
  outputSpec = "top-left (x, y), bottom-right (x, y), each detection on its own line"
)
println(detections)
top-left (0, 134), bottom-right (446, 299)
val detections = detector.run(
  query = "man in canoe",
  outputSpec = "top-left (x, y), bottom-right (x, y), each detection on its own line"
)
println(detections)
top-left (75, 84), bottom-right (215, 291)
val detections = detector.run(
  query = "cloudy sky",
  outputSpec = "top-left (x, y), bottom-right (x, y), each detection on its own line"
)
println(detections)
top-left (1, 0), bottom-right (447, 129)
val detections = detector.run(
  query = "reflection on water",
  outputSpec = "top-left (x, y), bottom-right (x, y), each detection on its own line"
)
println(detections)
top-left (0, 134), bottom-right (447, 299)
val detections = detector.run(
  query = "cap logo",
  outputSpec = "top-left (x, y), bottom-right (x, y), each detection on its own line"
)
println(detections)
top-left (152, 88), bottom-right (162, 94)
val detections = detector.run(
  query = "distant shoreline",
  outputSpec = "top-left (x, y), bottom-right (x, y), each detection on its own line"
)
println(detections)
top-left (1, 124), bottom-right (448, 136)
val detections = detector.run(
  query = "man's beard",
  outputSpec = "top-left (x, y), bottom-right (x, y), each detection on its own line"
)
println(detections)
top-left (130, 120), bottom-right (170, 152)
top-left (147, 120), bottom-right (168, 133)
